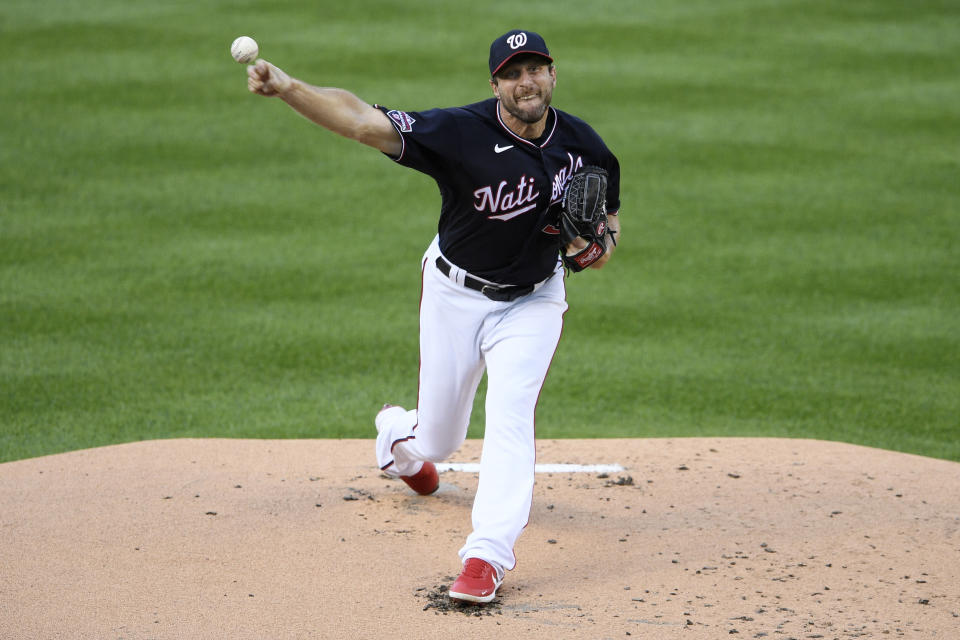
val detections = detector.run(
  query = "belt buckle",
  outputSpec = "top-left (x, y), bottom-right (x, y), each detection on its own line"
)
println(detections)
top-left (481, 284), bottom-right (503, 300)
top-left (481, 284), bottom-right (532, 302)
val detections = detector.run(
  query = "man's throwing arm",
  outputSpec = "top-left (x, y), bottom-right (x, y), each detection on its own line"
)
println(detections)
top-left (246, 59), bottom-right (402, 156)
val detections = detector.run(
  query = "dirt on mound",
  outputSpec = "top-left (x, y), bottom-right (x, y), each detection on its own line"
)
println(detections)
top-left (1, 437), bottom-right (958, 639)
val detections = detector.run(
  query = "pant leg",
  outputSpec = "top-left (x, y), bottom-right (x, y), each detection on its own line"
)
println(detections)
top-left (376, 239), bottom-right (488, 476)
top-left (458, 272), bottom-right (567, 571)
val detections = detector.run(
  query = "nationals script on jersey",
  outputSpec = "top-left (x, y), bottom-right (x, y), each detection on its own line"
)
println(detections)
top-left (377, 99), bottom-right (621, 286)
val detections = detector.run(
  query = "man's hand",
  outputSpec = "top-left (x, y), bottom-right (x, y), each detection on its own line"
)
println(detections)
top-left (559, 167), bottom-right (613, 272)
top-left (247, 60), bottom-right (292, 97)
top-left (564, 213), bottom-right (619, 270)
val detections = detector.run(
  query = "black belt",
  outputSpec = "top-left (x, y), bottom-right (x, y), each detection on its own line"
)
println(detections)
top-left (435, 256), bottom-right (535, 302)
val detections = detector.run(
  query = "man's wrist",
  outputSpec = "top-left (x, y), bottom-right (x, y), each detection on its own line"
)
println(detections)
top-left (277, 78), bottom-right (301, 100)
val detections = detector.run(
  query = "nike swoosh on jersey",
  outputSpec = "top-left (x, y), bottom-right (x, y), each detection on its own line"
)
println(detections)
top-left (494, 144), bottom-right (514, 153)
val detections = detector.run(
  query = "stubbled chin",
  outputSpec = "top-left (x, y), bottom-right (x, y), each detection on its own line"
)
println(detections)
top-left (501, 96), bottom-right (549, 124)
top-left (519, 103), bottom-right (547, 122)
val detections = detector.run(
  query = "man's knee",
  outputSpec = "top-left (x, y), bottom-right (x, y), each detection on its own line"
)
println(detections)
top-left (410, 417), bottom-right (466, 462)
top-left (416, 438), bottom-right (461, 462)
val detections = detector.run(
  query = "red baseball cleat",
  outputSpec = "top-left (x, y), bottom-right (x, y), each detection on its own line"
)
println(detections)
top-left (400, 461), bottom-right (439, 495)
top-left (448, 558), bottom-right (503, 604)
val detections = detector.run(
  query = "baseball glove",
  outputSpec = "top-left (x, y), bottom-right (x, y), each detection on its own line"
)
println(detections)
top-left (560, 166), bottom-right (609, 272)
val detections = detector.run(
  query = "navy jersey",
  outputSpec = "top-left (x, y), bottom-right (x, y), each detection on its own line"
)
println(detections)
top-left (377, 98), bottom-right (620, 287)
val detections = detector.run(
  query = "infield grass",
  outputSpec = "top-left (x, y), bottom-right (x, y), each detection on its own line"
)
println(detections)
top-left (2, 0), bottom-right (958, 462)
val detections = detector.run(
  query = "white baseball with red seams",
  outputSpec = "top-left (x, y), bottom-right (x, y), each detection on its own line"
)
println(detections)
top-left (375, 236), bottom-right (567, 574)
top-left (230, 36), bottom-right (258, 63)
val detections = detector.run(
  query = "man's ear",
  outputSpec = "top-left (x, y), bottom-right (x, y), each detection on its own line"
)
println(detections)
top-left (489, 77), bottom-right (500, 99)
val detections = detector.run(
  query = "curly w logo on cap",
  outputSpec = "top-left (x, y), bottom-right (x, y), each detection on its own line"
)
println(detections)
top-left (488, 29), bottom-right (552, 76)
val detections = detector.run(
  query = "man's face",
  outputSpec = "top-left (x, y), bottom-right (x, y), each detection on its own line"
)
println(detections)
top-left (490, 56), bottom-right (557, 125)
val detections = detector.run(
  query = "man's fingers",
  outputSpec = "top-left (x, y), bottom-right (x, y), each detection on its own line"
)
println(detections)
top-left (246, 59), bottom-right (273, 95)
top-left (256, 59), bottom-right (273, 79)
top-left (247, 59), bottom-right (266, 80)
top-left (244, 59), bottom-right (288, 96)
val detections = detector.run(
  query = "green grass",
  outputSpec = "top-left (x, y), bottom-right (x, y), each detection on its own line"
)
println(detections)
top-left (2, 0), bottom-right (958, 463)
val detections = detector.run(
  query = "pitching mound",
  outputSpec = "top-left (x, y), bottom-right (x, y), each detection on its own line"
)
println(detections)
top-left (2, 437), bottom-right (958, 638)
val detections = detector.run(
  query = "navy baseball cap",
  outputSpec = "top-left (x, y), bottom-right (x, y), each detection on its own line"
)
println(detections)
top-left (489, 29), bottom-right (552, 76)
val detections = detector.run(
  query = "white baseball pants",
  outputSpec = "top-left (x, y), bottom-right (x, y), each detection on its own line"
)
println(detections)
top-left (375, 235), bottom-right (567, 573)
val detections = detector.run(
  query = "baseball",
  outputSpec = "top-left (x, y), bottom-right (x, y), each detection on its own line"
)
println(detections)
top-left (230, 36), bottom-right (259, 63)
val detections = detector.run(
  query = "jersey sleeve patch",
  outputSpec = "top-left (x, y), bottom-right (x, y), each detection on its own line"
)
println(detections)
top-left (386, 110), bottom-right (416, 133)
